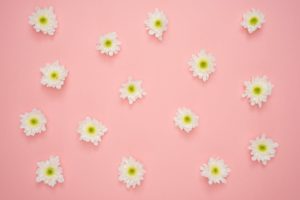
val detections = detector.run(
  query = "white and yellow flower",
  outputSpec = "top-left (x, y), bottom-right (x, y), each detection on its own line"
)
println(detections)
top-left (120, 77), bottom-right (146, 104)
top-left (145, 9), bottom-right (168, 41)
top-left (20, 108), bottom-right (47, 136)
top-left (188, 49), bottom-right (216, 82)
top-left (118, 156), bottom-right (145, 189)
top-left (96, 32), bottom-right (121, 56)
top-left (36, 156), bottom-right (64, 187)
top-left (249, 134), bottom-right (279, 165)
top-left (174, 108), bottom-right (199, 133)
top-left (242, 76), bottom-right (273, 108)
top-left (41, 61), bottom-right (68, 89)
top-left (241, 9), bottom-right (265, 34)
top-left (200, 157), bottom-right (230, 185)
top-left (29, 6), bottom-right (58, 36)
top-left (77, 117), bottom-right (108, 146)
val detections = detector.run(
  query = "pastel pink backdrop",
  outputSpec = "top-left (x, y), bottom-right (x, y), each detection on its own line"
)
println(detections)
top-left (0, 0), bottom-right (300, 199)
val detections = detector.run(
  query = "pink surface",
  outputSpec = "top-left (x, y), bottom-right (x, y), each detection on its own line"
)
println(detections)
top-left (0, 0), bottom-right (300, 199)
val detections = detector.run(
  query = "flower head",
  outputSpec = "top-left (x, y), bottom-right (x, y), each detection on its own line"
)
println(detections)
top-left (120, 77), bottom-right (146, 104)
top-left (118, 156), bottom-right (145, 189)
top-left (145, 9), bottom-right (168, 41)
top-left (40, 61), bottom-right (68, 89)
top-left (249, 134), bottom-right (279, 165)
top-left (200, 157), bottom-right (230, 185)
top-left (242, 76), bottom-right (273, 108)
top-left (241, 9), bottom-right (265, 34)
top-left (96, 32), bottom-right (121, 56)
top-left (174, 108), bottom-right (199, 133)
top-left (77, 117), bottom-right (108, 146)
top-left (188, 50), bottom-right (216, 82)
top-left (36, 156), bottom-right (64, 187)
top-left (29, 6), bottom-right (58, 36)
top-left (20, 108), bottom-right (47, 136)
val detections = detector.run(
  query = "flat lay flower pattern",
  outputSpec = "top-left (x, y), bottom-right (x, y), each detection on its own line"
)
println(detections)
top-left (18, 3), bottom-right (284, 192)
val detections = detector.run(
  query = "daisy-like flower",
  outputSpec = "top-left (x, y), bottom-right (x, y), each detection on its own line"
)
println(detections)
top-left (96, 32), bottom-right (121, 56)
top-left (242, 76), bottom-right (273, 108)
top-left (200, 157), bottom-right (230, 185)
top-left (118, 156), bottom-right (145, 189)
top-left (36, 156), bottom-right (64, 187)
top-left (249, 134), bottom-right (279, 165)
top-left (144, 9), bottom-right (168, 41)
top-left (174, 108), bottom-right (199, 133)
top-left (40, 61), bottom-right (68, 89)
top-left (20, 108), bottom-right (47, 136)
top-left (77, 117), bottom-right (108, 146)
top-left (29, 6), bottom-right (58, 36)
top-left (241, 9), bottom-right (265, 34)
top-left (120, 77), bottom-right (146, 104)
top-left (188, 49), bottom-right (216, 82)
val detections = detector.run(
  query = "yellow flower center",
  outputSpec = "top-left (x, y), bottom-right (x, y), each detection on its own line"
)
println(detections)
top-left (104, 39), bottom-right (112, 48)
top-left (39, 16), bottom-right (48, 25)
top-left (127, 167), bottom-right (137, 176)
top-left (50, 71), bottom-right (59, 80)
top-left (211, 166), bottom-right (220, 175)
top-left (198, 59), bottom-right (208, 70)
top-left (258, 143), bottom-right (267, 152)
top-left (127, 84), bottom-right (136, 94)
top-left (28, 117), bottom-right (39, 127)
top-left (87, 125), bottom-right (96, 135)
top-left (154, 19), bottom-right (162, 28)
top-left (252, 86), bottom-right (262, 96)
top-left (249, 16), bottom-right (259, 26)
top-left (183, 115), bottom-right (192, 124)
top-left (45, 167), bottom-right (55, 177)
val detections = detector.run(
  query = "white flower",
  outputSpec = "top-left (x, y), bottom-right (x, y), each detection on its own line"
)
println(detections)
top-left (120, 77), bottom-right (146, 104)
top-left (96, 32), bottom-right (121, 56)
top-left (36, 156), bottom-right (64, 187)
top-left (174, 108), bottom-right (199, 133)
top-left (241, 9), bottom-right (265, 34)
top-left (242, 76), bottom-right (273, 108)
top-left (28, 6), bottom-right (58, 36)
top-left (20, 108), bottom-right (47, 136)
top-left (77, 117), bottom-right (108, 146)
top-left (118, 156), bottom-right (145, 189)
top-left (144, 9), bottom-right (168, 41)
top-left (40, 61), bottom-right (68, 89)
top-left (188, 50), bottom-right (216, 82)
top-left (200, 157), bottom-right (230, 185)
top-left (249, 134), bottom-right (279, 165)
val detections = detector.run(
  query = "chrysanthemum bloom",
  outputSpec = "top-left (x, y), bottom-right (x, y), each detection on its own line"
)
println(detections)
top-left (20, 108), bottom-right (47, 136)
top-left (188, 49), bottom-right (216, 82)
top-left (40, 61), bottom-right (68, 89)
top-left (120, 77), bottom-right (146, 104)
top-left (242, 76), bottom-right (273, 108)
top-left (118, 156), bottom-right (145, 189)
top-left (200, 157), bottom-right (230, 185)
top-left (249, 134), bottom-right (279, 165)
top-left (77, 117), bottom-right (108, 146)
top-left (144, 9), bottom-right (168, 41)
top-left (36, 156), bottom-right (64, 187)
top-left (174, 108), bottom-right (199, 133)
top-left (29, 6), bottom-right (58, 35)
top-left (241, 9), bottom-right (265, 34)
top-left (96, 32), bottom-right (121, 56)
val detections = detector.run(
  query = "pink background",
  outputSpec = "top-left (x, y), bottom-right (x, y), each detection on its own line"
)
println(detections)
top-left (1, 0), bottom-right (300, 199)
